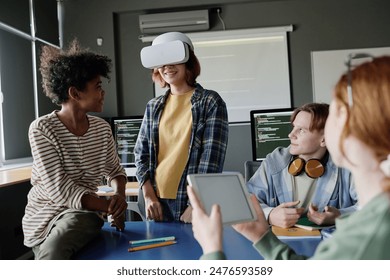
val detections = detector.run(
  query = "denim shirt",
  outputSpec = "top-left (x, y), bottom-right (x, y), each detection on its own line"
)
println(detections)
top-left (247, 146), bottom-right (358, 220)
top-left (134, 83), bottom-right (229, 220)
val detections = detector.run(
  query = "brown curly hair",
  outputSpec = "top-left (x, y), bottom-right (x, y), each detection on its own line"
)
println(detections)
top-left (39, 39), bottom-right (112, 105)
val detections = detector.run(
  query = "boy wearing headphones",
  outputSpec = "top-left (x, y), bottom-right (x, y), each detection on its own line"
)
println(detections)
top-left (247, 103), bottom-right (358, 228)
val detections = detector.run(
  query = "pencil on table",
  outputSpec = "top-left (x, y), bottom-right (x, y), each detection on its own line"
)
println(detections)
top-left (128, 240), bottom-right (177, 252)
top-left (129, 236), bottom-right (175, 245)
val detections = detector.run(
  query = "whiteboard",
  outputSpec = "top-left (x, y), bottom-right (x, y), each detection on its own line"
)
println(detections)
top-left (311, 46), bottom-right (390, 104)
top-left (147, 26), bottom-right (293, 123)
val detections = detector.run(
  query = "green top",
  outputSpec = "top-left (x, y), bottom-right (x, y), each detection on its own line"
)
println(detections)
top-left (200, 193), bottom-right (390, 260)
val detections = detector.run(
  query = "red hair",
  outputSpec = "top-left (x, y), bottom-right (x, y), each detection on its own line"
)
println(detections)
top-left (333, 56), bottom-right (390, 190)
top-left (152, 49), bottom-right (201, 88)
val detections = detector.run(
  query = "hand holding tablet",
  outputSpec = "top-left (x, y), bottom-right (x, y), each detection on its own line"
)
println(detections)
top-left (186, 172), bottom-right (256, 225)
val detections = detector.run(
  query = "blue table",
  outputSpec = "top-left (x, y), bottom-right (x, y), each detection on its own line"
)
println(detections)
top-left (75, 221), bottom-right (321, 260)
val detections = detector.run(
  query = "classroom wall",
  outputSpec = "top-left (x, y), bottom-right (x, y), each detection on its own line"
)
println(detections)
top-left (61, 0), bottom-right (390, 174)
top-left (1, 0), bottom-right (389, 173)
top-left (0, 0), bottom-right (389, 170)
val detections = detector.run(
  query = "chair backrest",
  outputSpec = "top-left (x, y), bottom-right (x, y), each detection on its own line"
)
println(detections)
top-left (126, 188), bottom-right (146, 221)
top-left (136, 187), bottom-right (146, 220)
top-left (127, 201), bottom-right (146, 221)
top-left (244, 160), bottom-right (262, 182)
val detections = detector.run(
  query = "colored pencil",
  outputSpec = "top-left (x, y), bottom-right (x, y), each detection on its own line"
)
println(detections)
top-left (128, 240), bottom-right (177, 252)
top-left (129, 236), bottom-right (175, 246)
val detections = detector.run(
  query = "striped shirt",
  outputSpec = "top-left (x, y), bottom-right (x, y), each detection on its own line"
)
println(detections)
top-left (134, 83), bottom-right (229, 220)
top-left (23, 111), bottom-right (126, 247)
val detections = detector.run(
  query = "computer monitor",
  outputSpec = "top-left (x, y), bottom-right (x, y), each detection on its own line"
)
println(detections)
top-left (250, 108), bottom-right (295, 161)
top-left (111, 116), bottom-right (144, 177)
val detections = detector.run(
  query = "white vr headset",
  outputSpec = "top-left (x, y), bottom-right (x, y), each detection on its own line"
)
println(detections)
top-left (140, 32), bottom-right (194, 69)
top-left (140, 40), bottom-right (190, 69)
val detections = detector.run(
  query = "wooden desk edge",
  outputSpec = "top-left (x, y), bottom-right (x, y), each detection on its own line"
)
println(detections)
top-left (0, 166), bottom-right (32, 188)
top-left (97, 181), bottom-right (139, 197)
top-left (0, 166), bottom-right (140, 195)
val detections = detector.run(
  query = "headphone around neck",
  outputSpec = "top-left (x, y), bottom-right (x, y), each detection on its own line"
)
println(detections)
top-left (288, 157), bottom-right (325, 179)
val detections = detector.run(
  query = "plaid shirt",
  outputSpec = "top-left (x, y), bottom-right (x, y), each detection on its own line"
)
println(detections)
top-left (134, 83), bottom-right (229, 220)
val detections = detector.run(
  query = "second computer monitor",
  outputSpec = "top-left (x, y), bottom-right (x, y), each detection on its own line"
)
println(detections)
top-left (250, 108), bottom-right (294, 161)
top-left (111, 116), bottom-right (144, 177)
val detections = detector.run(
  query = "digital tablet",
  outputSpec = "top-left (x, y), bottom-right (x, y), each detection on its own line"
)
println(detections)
top-left (187, 173), bottom-right (257, 225)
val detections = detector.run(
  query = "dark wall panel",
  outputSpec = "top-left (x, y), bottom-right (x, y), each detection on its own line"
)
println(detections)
top-left (61, 0), bottom-right (390, 174)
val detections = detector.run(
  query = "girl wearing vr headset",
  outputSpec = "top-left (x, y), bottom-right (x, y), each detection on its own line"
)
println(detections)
top-left (189, 55), bottom-right (390, 259)
top-left (246, 102), bottom-right (358, 229)
top-left (135, 32), bottom-right (229, 222)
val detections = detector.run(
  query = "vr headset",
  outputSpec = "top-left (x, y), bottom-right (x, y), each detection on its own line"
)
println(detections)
top-left (140, 32), bottom-right (194, 69)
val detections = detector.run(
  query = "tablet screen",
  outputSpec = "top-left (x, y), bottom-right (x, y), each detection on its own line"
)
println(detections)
top-left (187, 173), bottom-right (256, 225)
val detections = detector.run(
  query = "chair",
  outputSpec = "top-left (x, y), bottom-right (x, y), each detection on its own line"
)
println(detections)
top-left (126, 188), bottom-right (146, 221)
top-left (127, 201), bottom-right (146, 221)
top-left (244, 160), bottom-right (262, 182)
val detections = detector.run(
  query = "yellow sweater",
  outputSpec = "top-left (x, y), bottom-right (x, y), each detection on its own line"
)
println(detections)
top-left (155, 90), bottom-right (193, 198)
